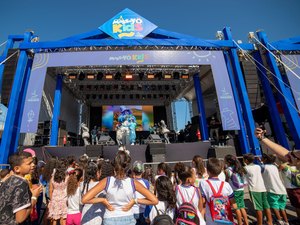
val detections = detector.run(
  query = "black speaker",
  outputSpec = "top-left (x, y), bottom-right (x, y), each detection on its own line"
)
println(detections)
top-left (148, 143), bottom-right (166, 155)
top-left (145, 134), bottom-right (162, 144)
top-left (98, 135), bottom-right (115, 145)
top-left (86, 145), bottom-right (103, 158)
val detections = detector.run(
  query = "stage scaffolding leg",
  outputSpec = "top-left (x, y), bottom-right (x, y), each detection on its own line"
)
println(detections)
top-left (223, 51), bottom-right (249, 154)
top-left (50, 74), bottom-right (63, 146)
top-left (11, 58), bottom-right (33, 152)
top-left (193, 73), bottom-right (209, 140)
top-left (223, 27), bottom-right (261, 155)
top-left (257, 31), bottom-right (300, 149)
top-left (252, 51), bottom-right (289, 149)
top-left (0, 38), bottom-right (14, 102)
top-left (0, 32), bottom-right (33, 164)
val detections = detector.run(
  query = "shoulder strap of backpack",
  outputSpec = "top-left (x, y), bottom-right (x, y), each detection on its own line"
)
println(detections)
top-left (206, 180), bottom-right (224, 196)
top-left (189, 186), bottom-right (197, 203)
top-left (177, 186), bottom-right (186, 202)
top-left (154, 205), bottom-right (160, 215)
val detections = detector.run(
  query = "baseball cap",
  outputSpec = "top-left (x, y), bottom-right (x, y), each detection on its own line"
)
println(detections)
top-left (133, 161), bottom-right (144, 173)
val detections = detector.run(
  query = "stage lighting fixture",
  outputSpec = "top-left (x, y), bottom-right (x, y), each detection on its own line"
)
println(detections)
top-left (97, 72), bottom-right (104, 80)
top-left (164, 74), bottom-right (172, 79)
top-left (78, 72), bottom-right (85, 80)
top-left (114, 71), bottom-right (122, 80)
top-left (173, 71), bottom-right (180, 79)
top-left (68, 73), bottom-right (77, 79)
top-left (125, 74), bottom-right (133, 80)
top-left (181, 74), bottom-right (189, 79)
top-left (105, 74), bottom-right (113, 79)
top-left (147, 74), bottom-right (155, 79)
top-left (156, 72), bottom-right (163, 80)
top-left (139, 72), bottom-right (144, 80)
top-left (87, 73), bottom-right (95, 80)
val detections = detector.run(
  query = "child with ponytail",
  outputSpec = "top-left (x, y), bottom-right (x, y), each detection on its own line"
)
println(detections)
top-left (82, 151), bottom-right (158, 225)
top-left (224, 154), bottom-right (248, 225)
top-left (66, 168), bottom-right (83, 225)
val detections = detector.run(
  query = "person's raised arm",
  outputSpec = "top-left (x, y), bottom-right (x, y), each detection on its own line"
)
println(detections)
top-left (254, 127), bottom-right (289, 161)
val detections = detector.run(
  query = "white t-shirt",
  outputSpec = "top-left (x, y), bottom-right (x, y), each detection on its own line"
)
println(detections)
top-left (199, 178), bottom-right (234, 225)
top-left (132, 178), bottom-right (149, 214)
top-left (104, 176), bottom-right (135, 218)
top-left (67, 187), bottom-right (81, 214)
top-left (149, 201), bottom-right (175, 222)
top-left (80, 181), bottom-right (105, 225)
top-left (244, 164), bottom-right (266, 192)
top-left (262, 164), bottom-right (287, 195)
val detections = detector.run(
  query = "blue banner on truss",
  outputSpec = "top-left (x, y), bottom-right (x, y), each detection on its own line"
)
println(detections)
top-left (282, 55), bottom-right (300, 111)
top-left (20, 50), bottom-right (240, 133)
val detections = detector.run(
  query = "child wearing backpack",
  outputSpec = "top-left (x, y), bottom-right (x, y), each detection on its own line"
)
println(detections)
top-left (261, 154), bottom-right (289, 225)
top-left (199, 158), bottom-right (236, 225)
top-left (175, 162), bottom-right (205, 225)
top-left (243, 153), bottom-right (272, 225)
top-left (144, 176), bottom-right (176, 224)
top-left (224, 155), bottom-right (248, 225)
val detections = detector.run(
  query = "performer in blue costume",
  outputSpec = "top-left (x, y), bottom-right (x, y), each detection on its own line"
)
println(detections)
top-left (117, 106), bottom-right (137, 146)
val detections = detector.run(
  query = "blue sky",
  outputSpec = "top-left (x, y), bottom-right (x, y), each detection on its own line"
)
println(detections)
top-left (1, 0), bottom-right (299, 130)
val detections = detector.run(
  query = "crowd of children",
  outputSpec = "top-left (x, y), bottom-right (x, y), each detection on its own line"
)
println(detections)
top-left (0, 129), bottom-right (299, 225)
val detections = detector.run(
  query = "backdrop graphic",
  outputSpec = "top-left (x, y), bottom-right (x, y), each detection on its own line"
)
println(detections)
top-left (282, 54), bottom-right (300, 111)
top-left (20, 50), bottom-right (240, 133)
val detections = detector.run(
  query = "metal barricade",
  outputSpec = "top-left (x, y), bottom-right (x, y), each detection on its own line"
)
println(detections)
top-left (0, 164), bottom-right (10, 169)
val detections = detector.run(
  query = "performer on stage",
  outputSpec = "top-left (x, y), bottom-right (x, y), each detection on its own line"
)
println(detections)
top-left (117, 106), bottom-right (137, 146)
top-left (159, 120), bottom-right (170, 144)
top-left (91, 126), bottom-right (98, 145)
top-left (81, 123), bottom-right (90, 146)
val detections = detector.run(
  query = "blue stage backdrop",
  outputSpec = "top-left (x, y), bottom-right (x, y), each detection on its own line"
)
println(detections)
top-left (282, 55), bottom-right (300, 111)
top-left (20, 50), bottom-right (240, 133)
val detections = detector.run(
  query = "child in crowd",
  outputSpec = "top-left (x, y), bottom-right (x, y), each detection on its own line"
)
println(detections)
top-left (82, 151), bottom-right (158, 225)
top-left (132, 161), bottom-right (150, 225)
top-left (155, 162), bottom-right (172, 180)
top-left (243, 153), bottom-right (272, 225)
top-left (192, 155), bottom-right (208, 186)
top-left (175, 162), bottom-right (205, 224)
top-left (144, 176), bottom-right (176, 223)
top-left (48, 161), bottom-right (68, 225)
top-left (80, 160), bottom-right (105, 225)
top-left (0, 152), bottom-right (42, 225)
top-left (66, 168), bottom-right (83, 225)
top-left (66, 156), bottom-right (77, 173)
top-left (0, 168), bottom-right (10, 185)
top-left (224, 154), bottom-right (248, 225)
top-left (200, 158), bottom-right (236, 225)
top-left (261, 154), bottom-right (289, 225)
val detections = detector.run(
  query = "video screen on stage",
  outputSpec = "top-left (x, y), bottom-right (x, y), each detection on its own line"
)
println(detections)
top-left (102, 105), bottom-right (154, 131)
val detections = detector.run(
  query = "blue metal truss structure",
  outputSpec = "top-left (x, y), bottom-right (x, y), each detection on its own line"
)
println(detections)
top-left (0, 19), bottom-right (299, 164)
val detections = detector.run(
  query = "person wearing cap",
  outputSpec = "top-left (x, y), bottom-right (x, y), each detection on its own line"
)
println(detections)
top-left (132, 161), bottom-right (149, 225)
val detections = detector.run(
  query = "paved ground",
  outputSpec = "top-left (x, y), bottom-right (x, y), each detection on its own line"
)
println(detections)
top-left (242, 188), bottom-right (298, 225)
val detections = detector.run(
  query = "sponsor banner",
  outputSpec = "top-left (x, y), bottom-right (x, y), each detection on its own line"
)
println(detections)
top-left (99, 8), bottom-right (157, 39)
top-left (20, 50), bottom-right (240, 132)
top-left (282, 55), bottom-right (300, 111)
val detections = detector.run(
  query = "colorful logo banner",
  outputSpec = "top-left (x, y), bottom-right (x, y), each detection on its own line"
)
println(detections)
top-left (99, 8), bottom-right (157, 39)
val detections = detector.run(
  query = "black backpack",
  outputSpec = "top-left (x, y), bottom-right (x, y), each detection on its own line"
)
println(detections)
top-left (152, 205), bottom-right (174, 225)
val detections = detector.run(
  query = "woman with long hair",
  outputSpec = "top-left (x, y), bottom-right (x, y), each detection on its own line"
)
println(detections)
top-left (82, 151), bottom-right (158, 225)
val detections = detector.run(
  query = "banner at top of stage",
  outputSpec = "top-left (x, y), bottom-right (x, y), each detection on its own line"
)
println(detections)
top-left (99, 8), bottom-right (157, 39)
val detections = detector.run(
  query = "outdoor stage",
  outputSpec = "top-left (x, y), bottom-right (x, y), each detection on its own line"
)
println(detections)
top-left (36, 141), bottom-right (213, 164)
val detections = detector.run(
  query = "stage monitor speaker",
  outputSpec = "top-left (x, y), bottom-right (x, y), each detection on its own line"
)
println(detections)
top-left (86, 145), bottom-right (103, 158)
top-left (98, 135), bottom-right (115, 146)
top-left (148, 143), bottom-right (166, 155)
top-left (145, 134), bottom-right (162, 144)
top-left (207, 146), bottom-right (236, 159)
